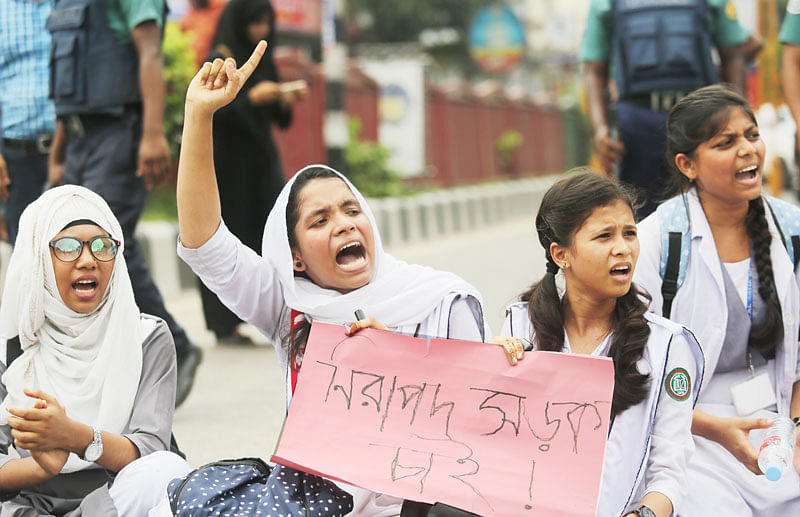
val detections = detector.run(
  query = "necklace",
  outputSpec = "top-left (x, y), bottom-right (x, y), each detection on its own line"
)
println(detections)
top-left (567, 324), bottom-right (614, 355)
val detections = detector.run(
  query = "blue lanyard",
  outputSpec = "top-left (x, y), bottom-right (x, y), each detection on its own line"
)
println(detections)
top-left (746, 267), bottom-right (753, 320)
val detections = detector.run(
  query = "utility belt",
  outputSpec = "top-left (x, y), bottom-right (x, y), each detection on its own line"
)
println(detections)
top-left (621, 91), bottom-right (691, 112)
top-left (59, 105), bottom-right (140, 139)
top-left (2, 134), bottom-right (53, 156)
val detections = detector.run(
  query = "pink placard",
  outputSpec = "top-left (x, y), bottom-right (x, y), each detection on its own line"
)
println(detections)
top-left (272, 322), bottom-right (614, 516)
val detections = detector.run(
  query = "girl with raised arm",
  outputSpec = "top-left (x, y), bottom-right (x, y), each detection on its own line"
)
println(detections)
top-left (175, 42), bottom-right (492, 516)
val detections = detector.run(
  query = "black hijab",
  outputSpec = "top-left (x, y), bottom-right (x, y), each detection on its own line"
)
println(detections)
top-left (209, 0), bottom-right (278, 83)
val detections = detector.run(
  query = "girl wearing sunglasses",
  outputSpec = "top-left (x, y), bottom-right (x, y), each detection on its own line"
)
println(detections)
top-left (0, 185), bottom-right (190, 515)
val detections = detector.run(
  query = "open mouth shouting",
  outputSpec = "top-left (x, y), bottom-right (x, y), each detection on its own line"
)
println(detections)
top-left (610, 262), bottom-right (632, 283)
top-left (72, 275), bottom-right (100, 300)
top-left (735, 164), bottom-right (759, 182)
top-left (336, 241), bottom-right (368, 271)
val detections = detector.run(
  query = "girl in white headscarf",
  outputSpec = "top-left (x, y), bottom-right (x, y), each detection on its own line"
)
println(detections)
top-left (175, 43), bottom-right (495, 516)
top-left (0, 185), bottom-right (190, 516)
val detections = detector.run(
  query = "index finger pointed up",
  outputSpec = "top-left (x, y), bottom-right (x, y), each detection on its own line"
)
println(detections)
top-left (238, 40), bottom-right (268, 83)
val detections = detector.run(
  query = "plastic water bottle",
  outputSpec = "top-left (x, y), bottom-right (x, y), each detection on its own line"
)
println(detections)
top-left (758, 417), bottom-right (797, 482)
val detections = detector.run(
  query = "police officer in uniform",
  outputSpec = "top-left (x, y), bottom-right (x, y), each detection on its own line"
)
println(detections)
top-left (782, 0), bottom-right (800, 170)
top-left (46, 0), bottom-right (202, 406)
top-left (581, 0), bottom-right (753, 217)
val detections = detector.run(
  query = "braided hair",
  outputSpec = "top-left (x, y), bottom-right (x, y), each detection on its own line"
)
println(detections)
top-left (520, 171), bottom-right (651, 418)
top-left (666, 85), bottom-right (781, 355)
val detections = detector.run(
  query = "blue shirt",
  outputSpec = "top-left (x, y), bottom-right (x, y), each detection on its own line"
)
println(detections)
top-left (0, 0), bottom-right (56, 141)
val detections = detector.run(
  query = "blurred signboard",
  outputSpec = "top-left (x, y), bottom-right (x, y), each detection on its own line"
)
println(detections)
top-left (360, 58), bottom-right (427, 178)
top-left (469, 5), bottom-right (526, 74)
top-left (273, 0), bottom-right (322, 35)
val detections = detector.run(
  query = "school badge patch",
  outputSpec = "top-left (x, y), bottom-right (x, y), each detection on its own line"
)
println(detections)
top-left (665, 367), bottom-right (691, 401)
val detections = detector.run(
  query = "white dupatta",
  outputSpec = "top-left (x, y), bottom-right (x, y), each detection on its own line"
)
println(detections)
top-left (0, 186), bottom-right (142, 473)
top-left (261, 165), bottom-right (485, 330)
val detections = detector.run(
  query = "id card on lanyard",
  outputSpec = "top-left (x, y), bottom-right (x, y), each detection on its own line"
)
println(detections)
top-left (730, 266), bottom-right (777, 416)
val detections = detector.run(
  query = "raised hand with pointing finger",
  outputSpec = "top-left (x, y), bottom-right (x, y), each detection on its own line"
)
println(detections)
top-left (185, 40), bottom-right (267, 117)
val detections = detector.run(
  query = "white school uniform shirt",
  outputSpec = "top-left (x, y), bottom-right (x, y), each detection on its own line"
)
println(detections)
top-left (502, 304), bottom-right (703, 516)
top-left (634, 189), bottom-right (800, 414)
top-left (179, 221), bottom-right (487, 404)
top-left (179, 221), bottom-right (488, 517)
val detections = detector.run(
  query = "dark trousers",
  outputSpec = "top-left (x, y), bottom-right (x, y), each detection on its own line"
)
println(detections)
top-left (199, 130), bottom-right (283, 337)
top-left (616, 100), bottom-right (671, 219)
top-left (62, 107), bottom-right (189, 353)
top-left (2, 146), bottom-right (48, 244)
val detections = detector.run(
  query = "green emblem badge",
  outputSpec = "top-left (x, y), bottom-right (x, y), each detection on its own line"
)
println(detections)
top-left (665, 367), bottom-right (691, 401)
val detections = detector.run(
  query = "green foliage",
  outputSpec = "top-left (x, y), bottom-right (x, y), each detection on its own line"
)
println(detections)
top-left (142, 185), bottom-right (178, 221)
top-left (349, 0), bottom-right (485, 43)
top-left (345, 118), bottom-right (411, 198)
top-left (162, 22), bottom-right (197, 159)
top-left (348, 0), bottom-right (486, 75)
top-left (495, 129), bottom-right (523, 170)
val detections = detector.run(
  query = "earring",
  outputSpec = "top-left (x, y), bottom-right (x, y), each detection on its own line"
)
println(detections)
top-left (562, 262), bottom-right (568, 269)
top-left (295, 261), bottom-right (302, 268)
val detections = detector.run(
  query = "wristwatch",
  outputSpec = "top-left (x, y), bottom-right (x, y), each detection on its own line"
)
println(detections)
top-left (633, 506), bottom-right (656, 517)
top-left (82, 425), bottom-right (103, 462)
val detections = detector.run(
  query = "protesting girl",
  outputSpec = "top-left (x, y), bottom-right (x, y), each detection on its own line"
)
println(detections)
top-left (499, 172), bottom-right (703, 516)
top-left (634, 84), bottom-right (800, 513)
top-left (0, 186), bottom-right (189, 515)
top-left (173, 42), bottom-right (490, 516)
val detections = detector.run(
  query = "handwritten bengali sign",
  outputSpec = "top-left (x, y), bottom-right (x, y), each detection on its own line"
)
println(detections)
top-left (272, 322), bottom-right (614, 516)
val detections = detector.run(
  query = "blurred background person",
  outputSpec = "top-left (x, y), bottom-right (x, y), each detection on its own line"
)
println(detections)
top-left (0, 0), bottom-right (55, 244)
top-left (200, 0), bottom-right (307, 346)
top-left (46, 0), bottom-right (203, 406)
top-left (581, 0), bottom-right (755, 218)
top-left (181, 0), bottom-right (229, 68)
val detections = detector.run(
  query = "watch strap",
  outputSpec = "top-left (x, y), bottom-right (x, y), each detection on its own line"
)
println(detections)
top-left (82, 425), bottom-right (102, 462)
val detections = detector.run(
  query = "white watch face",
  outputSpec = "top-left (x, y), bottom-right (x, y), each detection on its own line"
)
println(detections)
top-left (84, 442), bottom-right (102, 462)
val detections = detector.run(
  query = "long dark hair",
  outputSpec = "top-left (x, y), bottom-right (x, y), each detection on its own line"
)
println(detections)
top-left (666, 84), bottom-right (781, 355)
top-left (284, 166), bottom-right (345, 371)
top-left (521, 171), bottom-right (650, 418)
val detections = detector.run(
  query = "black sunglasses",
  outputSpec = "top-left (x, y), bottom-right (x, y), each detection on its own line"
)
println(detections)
top-left (49, 236), bottom-right (120, 262)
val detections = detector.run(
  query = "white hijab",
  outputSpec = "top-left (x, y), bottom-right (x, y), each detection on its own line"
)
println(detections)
top-left (261, 165), bottom-right (485, 329)
top-left (0, 186), bottom-right (142, 473)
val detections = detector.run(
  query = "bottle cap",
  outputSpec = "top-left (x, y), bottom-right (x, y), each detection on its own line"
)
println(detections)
top-left (764, 462), bottom-right (783, 482)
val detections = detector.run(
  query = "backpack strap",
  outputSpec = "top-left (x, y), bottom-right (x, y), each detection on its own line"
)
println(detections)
top-left (656, 194), bottom-right (692, 319)
top-left (763, 195), bottom-right (800, 272)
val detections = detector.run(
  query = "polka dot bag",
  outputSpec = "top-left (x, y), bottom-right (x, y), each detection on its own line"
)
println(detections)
top-left (167, 457), bottom-right (353, 516)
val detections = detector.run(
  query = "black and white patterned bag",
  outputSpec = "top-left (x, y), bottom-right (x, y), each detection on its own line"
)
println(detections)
top-left (167, 457), bottom-right (353, 516)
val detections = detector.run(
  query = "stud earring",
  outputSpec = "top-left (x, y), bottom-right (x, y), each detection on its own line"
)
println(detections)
top-left (295, 261), bottom-right (302, 268)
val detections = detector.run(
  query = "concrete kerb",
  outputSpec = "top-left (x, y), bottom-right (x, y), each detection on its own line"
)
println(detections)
top-left (130, 175), bottom-right (559, 290)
